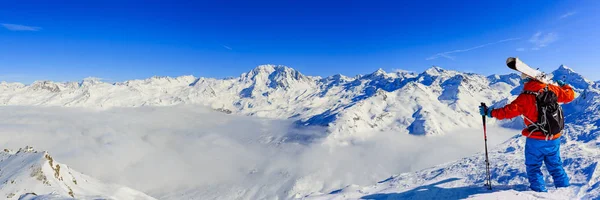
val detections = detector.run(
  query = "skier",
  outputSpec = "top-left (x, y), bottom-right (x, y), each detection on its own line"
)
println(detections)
top-left (479, 74), bottom-right (575, 192)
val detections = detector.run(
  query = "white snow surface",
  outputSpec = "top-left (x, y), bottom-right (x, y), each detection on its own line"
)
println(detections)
top-left (0, 65), bottom-right (598, 199)
top-left (309, 69), bottom-right (600, 199)
top-left (0, 147), bottom-right (155, 200)
top-left (308, 132), bottom-right (600, 199)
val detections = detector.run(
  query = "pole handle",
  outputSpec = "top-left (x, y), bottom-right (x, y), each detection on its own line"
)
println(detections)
top-left (481, 102), bottom-right (489, 117)
top-left (480, 102), bottom-right (488, 138)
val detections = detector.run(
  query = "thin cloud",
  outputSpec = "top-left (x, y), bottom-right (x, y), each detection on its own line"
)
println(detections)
top-left (1, 23), bottom-right (41, 31)
top-left (222, 45), bottom-right (233, 50)
top-left (559, 11), bottom-right (577, 19)
top-left (426, 38), bottom-right (520, 60)
top-left (516, 48), bottom-right (526, 52)
top-left (529, 31), bottom-right (558, 50)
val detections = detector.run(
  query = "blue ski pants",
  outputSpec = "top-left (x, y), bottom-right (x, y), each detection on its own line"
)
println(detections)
top-left (525, 137), bottom-right (570, 192)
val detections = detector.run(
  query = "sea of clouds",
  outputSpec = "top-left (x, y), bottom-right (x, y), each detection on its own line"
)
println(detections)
top-left (0, 105), bottom-right (518, 199)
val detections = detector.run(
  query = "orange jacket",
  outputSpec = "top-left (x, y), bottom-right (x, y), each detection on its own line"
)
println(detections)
top-left (491, 80), bottom-right (575, 140)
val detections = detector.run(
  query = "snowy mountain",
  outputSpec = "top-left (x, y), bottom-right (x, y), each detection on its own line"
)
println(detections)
top-left (0, 146), bottom-right (155, 200)
top-left (309, 76), bottom-right (600, 199)
top-left (0, 64), bottom-right (597, 199)
top-left (551, 65), bottom-right (594, 92)
top-left (308, 132), bottom-right (600, 199)
top-left (0, 65), bottom-right (528, 144)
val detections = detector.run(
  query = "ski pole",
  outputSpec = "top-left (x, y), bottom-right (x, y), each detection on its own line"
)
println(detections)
top-left (481, 102), bottom-right (492, 190)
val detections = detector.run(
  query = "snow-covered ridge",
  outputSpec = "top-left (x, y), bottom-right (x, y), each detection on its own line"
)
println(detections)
top-left (551, 65), bottom-right (594, 92)
top-left (309, 76), bottom-right (600, 200)
top-left (309, 133), bottom-right (600, 199)
top-left (0, 65), bottom-right (587, 141)
top-left (0, 147), bottom-right (155, 200)
top-left (0, 65), bottom-right (597, 200)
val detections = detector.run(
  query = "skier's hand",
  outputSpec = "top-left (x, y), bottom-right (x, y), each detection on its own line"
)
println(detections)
top-left (557, 80), bottom-right (567, 87)
top-left (479, 105), bottom-right (493, 118)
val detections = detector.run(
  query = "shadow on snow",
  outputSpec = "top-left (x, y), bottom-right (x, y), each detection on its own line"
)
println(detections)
top-left (361, 178), bottom-right (529, 200)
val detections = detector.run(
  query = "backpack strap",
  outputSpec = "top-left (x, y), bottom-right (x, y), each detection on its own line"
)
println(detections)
top-left (522, 85), bottom-right (548, 96)
top-left (522, 90), bottom-right (539, 96)
top-left (524, 115), bottom-right (548, 135)
top-left (542, 85), bottom-right (549, 92)
top-left (522, 85), bottom-right (551, 136)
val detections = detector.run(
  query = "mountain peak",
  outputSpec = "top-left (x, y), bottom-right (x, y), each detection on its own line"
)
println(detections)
top-left (252, 64), bottom-right (290, 73)
top-left (29, 81), bottom-right (61, 92)
top-left (0, 81), bottom-right (25, 88)
top-left (80, 77), bottom-right (104, 86)
top-left (254, 64), bottom-right (276, 71)
top-left (363, 68), bottom-right (388, 79)
top-left (424, 66), bottom-right (444, 74)
top-left (551, 65), bottom-right (592, 89)
top-left (374, 68), bottom-right (386, 75)
top-left (240, 64), bottom-right (312, 91)
top-left (243, 64), bottom-right (294, 78)
top-left (419, 66), bottom-right (450, 78)
top-left (327, 74), bottom-right (350, 81)
top-left (557, 64), bottom-right (574, 72)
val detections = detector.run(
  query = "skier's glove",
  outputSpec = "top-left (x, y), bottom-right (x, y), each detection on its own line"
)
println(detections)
top-left (557, 80), bottom-right (567, 87)
top-left (479, 105), bottom-right (493, 118)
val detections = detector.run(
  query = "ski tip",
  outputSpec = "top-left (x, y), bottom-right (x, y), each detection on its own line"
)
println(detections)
top-left (506, 57), bottom-right (517, 70)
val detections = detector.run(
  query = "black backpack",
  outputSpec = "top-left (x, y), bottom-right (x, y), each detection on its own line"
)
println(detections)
top-left (522, 86), bottom-right (565, 137)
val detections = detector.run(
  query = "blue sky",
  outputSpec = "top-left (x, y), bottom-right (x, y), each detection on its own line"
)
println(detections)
top-left (1, 0), bottom-right (599, 83)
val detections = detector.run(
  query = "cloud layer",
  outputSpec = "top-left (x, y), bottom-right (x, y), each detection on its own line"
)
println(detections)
top-left (0, 105), bottom-right (517, 199)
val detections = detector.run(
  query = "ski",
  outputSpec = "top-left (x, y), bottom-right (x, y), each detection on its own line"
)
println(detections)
top-left (506, 57), bottom-right (550, 84)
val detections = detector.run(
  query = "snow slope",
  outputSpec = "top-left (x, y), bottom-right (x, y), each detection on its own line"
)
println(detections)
top-left (1, 64), bottom-right (596, 199)
top-left (0, 147), bottom-right (155, 200)
top-left (308, 133), bottom-right (600, 199)
top-left (308, 69), bottom-right (600, 200)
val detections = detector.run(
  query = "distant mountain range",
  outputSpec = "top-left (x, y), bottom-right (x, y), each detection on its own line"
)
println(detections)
top-left (0, 65), bottom-right (594, 144)
top-left (1, 64), bottom-right (598, 199)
